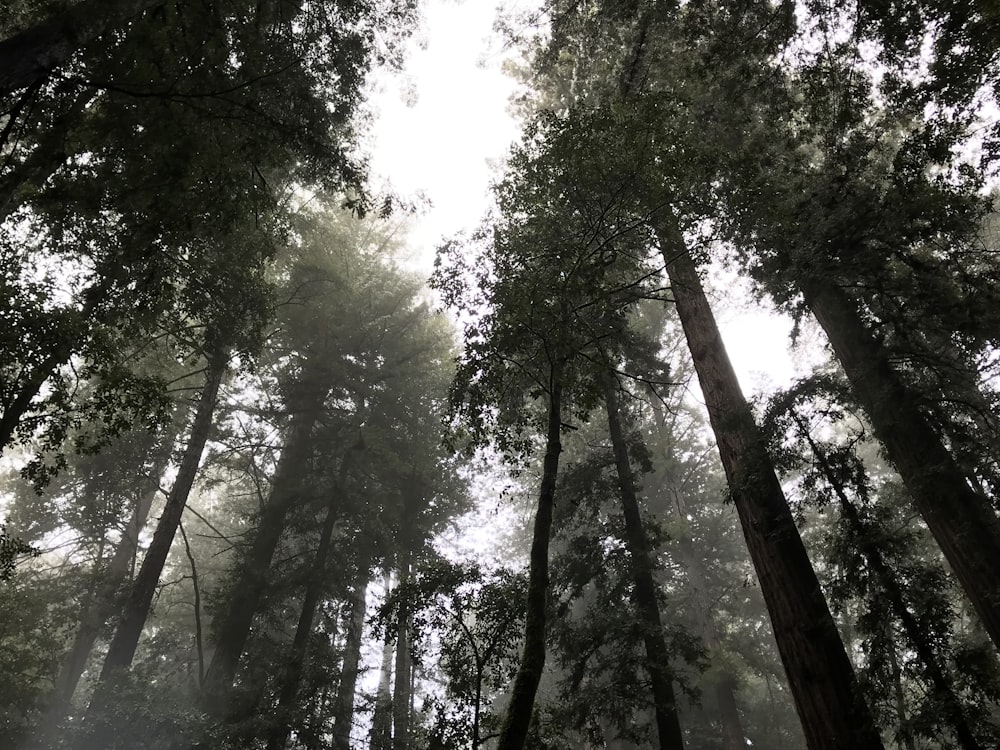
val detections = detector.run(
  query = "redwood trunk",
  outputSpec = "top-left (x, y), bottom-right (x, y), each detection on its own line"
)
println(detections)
top-left (602, 373), bottom-right (685, 750)
top-left (82, 351), bottom-right (226, 746)
top-left (332, 572), bottom-right (370, 750)
top-left (370, 569), bottom-right (395, 750)
top-left (497, 372), bottom-right (563, 750)
top-left (657, 222), bottom-right (883, 750)
top-left (802, 278), bottom-right (1000, 651)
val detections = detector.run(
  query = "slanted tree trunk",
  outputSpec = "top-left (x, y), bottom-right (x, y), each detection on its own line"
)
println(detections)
top-left (0, 0), bottom-right (162, 96)
top-left (332, 570), bottom-right (370, 750)
top-left (47, 475), bottom-right (161, 717)
top-left (265, 455), bottom-right (353, 750)
top-left (497, 370), bottom-right (564, 750)
top-left (601, 372), bottom-right (685, 750)
top-left (801, 277), bottom-right (1000, 652)
top-left (796, 417), bottom-right (983, 750)
top-left (201, 379), bottom-right (330, 716)
top-left (656, 219), bottom-right (884, 750)
top-left (82, 350), bottom-right (226, 740)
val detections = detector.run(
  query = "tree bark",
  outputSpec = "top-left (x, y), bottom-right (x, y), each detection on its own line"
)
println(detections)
top-left (265, 456), bottom-right (352, 750)
top-left (0, 0), bottom-right (162, 96)
top-left (497, 371), bottom-right (563, 750)
top-left (601, 372), bottom-right (685, 750)
top-left (201, 382), bottom-right (328, 716)
top-left (656, 220), bottom-right (884, 750)
top-left (332, 572), bottom-right (370, 750)
top-left (801, 277), bottom-right (1000, 652)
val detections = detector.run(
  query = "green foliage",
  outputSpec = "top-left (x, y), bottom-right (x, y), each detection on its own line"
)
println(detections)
top-left (0, 521), bottom-right (36, 581)
top-left (377, 556), bottom-right (527, 749)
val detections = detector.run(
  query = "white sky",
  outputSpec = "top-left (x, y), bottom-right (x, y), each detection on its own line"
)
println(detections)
top-left (366, 0), bottom-right (816, 396)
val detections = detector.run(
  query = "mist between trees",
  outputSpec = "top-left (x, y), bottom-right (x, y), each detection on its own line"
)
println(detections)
top-left (2, 1), bottom-right (1000, 750)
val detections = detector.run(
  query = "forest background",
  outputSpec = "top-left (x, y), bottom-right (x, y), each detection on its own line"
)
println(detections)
top-left (1, 2), bottom-right (1000, 750)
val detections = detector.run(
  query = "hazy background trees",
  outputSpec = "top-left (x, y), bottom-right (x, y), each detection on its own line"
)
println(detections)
top-left (2, 1), bottom-right (1000, 749)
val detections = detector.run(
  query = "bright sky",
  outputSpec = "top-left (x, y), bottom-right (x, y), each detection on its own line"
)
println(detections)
top-left (368, 0), bottom-right (523, 266)
top-left (366, 0), bottom-right (818, 396)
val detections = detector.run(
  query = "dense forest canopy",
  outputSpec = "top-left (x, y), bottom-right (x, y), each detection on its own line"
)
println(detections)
top-left (1, 1), bottom-right (999, 749)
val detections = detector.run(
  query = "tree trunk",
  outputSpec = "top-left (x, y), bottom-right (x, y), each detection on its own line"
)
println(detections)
top-left (47, 475), bottom-right (161, 717)
top-left (93, 354), bottom-right (224, 676)
top-left (497, 371), bottom-right (563, 750)
top-left (332, 572), bottom-right (370, 750)
top-left (656, 220), bottom-right (884, 750)
top-left (392, 550), bottom-right (412, 750)
top-left (370, 568), bottom-right (395, 750)
top-left (0, 0), bottom-right (163, 96)
top-left (645, 386), bottom-right (748, 750)
top-left (797, 418), bottom-right (983, 750)
top-left (82, 350), bottom-right (226, 741)
top-left (265, 457), bottom-right (352, 750)
top-left (601, 372), bottom-right (685, 750)
top-left (667, 490), bottom-right (747, 750)
top-left (801, 277), bottom-right (1000, 652)
top-left (201, 382), bottom-right (328, 716)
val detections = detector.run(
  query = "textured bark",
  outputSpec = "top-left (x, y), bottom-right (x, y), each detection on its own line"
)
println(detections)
top-left (657, 221), bottom-right (883, 750)
top-left (201, 383), bottom-right (328, 715)
top-left (602, 373), bottom-right (685, 750)
top-left (802, 278), bottom-right (1000, 652)
top-left (0, 0), bottom-right (162, 96)
top-left (332, 573), bottom-right (370, 750)
top-left (497, 373), bottom-right (563, 750)
top-left (265, 458), bottom-right (351, 750)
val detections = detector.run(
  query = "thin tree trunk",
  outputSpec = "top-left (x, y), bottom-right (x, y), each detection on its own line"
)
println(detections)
top-left (645, 386), bottom-right (748, 750)
top-left (392, 549), bottom-right (412, 750)
top-left (82, 350), bottom-right (226, 742)
top-left (93, 354), bottom-right (223, 677)
top-left (656, 220), bottom-right (884, 750)
top-left (677, 530), bottom-right (747, 750)
top-left (801, 277), bottom-right (1000, 652)
top-left (46, 473), bottom-right (161, 719)
top-left (601, 372), bottom-right (685, 750)
top-left (796, 417), bottom-right (982, 750)
top-left (201, 382), bottom-right (329, 716)
top-left (265, 456), bottom-right (352, 750)
top-left (370, 567), bottom-right (395, 750)
top-left (332, 571), bottom-right (370, 750)
top-left (496, 373), bottom-right (563, 750)
top-left (0, 0), bottom-right (162, 96)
